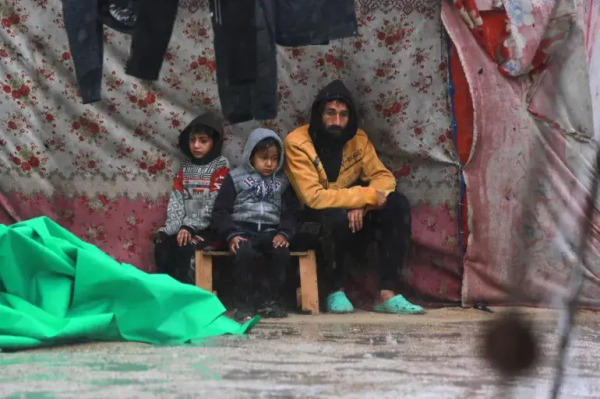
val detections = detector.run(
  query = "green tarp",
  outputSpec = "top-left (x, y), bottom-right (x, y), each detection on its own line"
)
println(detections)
top-left (0, 216), bottom-right (258, 350)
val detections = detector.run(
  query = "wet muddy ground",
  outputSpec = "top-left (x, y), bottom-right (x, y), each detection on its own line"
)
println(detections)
top-left (1, 308), bottom-right (599, 398)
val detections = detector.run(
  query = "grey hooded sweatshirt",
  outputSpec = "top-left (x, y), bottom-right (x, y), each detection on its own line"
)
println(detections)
top-left (211, 128), bottom-right (298, 242)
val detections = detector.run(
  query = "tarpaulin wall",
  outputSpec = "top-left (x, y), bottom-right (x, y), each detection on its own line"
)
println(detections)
top-left (0, 0), bottom-right (462, 303)
top-left (444, 0), bottom-right (600, 307)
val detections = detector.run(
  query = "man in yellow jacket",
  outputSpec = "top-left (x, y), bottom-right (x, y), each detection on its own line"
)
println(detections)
top-left (284, 80), bottom-right (424, 315)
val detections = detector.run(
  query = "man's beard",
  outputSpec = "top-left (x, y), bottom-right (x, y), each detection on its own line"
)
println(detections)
top-left (325, 125), bottom-right (344, 137)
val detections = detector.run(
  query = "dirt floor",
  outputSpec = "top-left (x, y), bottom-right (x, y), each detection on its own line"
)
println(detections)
top-left (1, 308), bottom-right (599, 399)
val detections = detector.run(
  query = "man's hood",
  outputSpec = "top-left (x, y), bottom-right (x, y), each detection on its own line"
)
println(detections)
top-left (178, 113), bottom-right (224, 165)
top-left (242, 128), bottom-right (285, 173)
top-left (308, 79), bottom-right (358, 146)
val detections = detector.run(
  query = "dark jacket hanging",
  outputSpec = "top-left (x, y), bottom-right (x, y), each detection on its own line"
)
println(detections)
top-left (210, 0), bottom-right (278, 124)
top-left (125, 0), bottom-right (180, 80)
top-left (62, 0), bottom-right (180, 104)
top-left (275, 0), bottom-right (358, 47)
top-left (209, 0), bottom-right (359, 124)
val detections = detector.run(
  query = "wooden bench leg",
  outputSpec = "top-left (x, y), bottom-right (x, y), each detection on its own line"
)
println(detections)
top-left (298, 250), bottom-right (319, 315)
top-left (195, 251), bottom-right (213, 294)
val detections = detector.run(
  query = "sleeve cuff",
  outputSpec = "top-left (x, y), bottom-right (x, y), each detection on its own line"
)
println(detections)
top-left (226, 232), bottom-right (245, 242)
top-left (155, 231), bottom-right (169, 242)
top-left (363, 187), bottom-right (378, 206)
top-left (181, 225), bottom-right (195, 234)
top-left (278, 231), bottom-right (290, 240)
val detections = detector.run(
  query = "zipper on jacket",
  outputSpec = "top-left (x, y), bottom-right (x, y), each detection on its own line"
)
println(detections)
top-left (259, 200), bottom-right (264, 231)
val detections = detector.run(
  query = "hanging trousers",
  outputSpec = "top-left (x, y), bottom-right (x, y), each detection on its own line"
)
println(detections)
top-left (62, 0), bottom-right (180, 104)
top-left (210, 0), bottom-right (358, 124)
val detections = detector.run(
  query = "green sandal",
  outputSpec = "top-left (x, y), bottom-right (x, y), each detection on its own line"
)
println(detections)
top-left (326, 291), bottom-right (355, 314)
top-left (373, 294), bottom-right (424, 314)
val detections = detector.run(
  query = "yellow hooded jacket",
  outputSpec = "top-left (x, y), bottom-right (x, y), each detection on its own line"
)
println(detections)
top-left (283, 125), bottom-right (396, 210)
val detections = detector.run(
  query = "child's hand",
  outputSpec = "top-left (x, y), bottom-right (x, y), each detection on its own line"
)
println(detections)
top-left (191, 236), bottom-right (204, 245)
top-left (177, 229), bottom-right (192, 246)
top-left (273, 234), bottom-right (289, 248)
top-left (230, 236), bottom-right (247, 253)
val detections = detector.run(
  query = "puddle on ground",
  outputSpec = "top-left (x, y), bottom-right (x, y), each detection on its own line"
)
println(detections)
top-left (404, 332), bottom-right (462, 339)
top-left (344, 351), bottom-right (400, 360)
top-left (90, 378), bottom-right (169, 386)
top-left (190, 362), bottom-right (223, 381)
top-left (0, 373), bottom-right (61, 383)
top-left (27, 374), bottom-right (53, 381)
top-left (0, 356), bottom-right (64, 366)
top-left (84, 362), bottom-right (152, 372)
top-left (252, 329), bottom-right (300, 340)
top-left (3, 393), bottom-right (59, 399)
top-left (354, 334), bottom-right (403, 346)
top-left (150, 335), bottom-right (250, 349)
top-left (190, 335), bottom-right (250, 348)
top-left (223, 369), bottom-right (331, 385)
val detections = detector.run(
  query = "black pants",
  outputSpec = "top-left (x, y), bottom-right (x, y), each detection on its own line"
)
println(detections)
top-left (231, 231), bottom-right (291, 308)
top-left (209, 0), bottom-right (357, 124)
top-left (300, 192), bottom-right (411, 292)
top-left (63, 0), bottom-right (179, 104)
top-left (154, 232), bottom-right (211, 285)
top-left (210, 0), bottom-right (277, 123)
top-left (275, 0), bottom-right (358, 46)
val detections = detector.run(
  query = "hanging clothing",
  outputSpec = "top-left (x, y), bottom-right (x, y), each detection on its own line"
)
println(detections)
top-left (125, 0), bottom-right (180, 81)
top-left (98, 0), bottom-right (137, 34)
top-left (219, 0), bottom-right (257, 85)
top-left (209, 0), bottom-right (358, 124)
top-left (275, 0), bottom-right (358, 47)
top-left (62, 0), bottom-right (179, 104)
top-left (210, 0), bottom-right (278, 123)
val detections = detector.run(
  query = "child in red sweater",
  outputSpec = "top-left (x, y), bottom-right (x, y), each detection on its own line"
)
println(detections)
top-left (154, 113), bottom-right (229, 284)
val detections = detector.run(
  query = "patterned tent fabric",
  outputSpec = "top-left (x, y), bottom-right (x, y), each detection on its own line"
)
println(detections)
top-left (0, 0), bottom-right (462, 302)
top-left (443, 0), bottom-right (600, 307)
top-left (588, 0), bottom-right (600, 139)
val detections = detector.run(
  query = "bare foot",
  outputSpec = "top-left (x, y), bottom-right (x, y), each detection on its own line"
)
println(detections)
top-left (380, 290), bottom-right (395, 303)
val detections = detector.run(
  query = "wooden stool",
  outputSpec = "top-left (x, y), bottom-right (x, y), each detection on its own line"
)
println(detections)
top-left (195, 249), bottom-right (319, 315)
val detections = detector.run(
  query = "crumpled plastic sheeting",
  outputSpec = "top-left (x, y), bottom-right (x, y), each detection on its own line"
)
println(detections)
top-left (0, 216), bottom-right (257, 351)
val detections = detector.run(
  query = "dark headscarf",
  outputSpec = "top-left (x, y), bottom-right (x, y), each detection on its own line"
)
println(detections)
top-left (308, 80), bottom-right (358, 182)
top-left (178, 113), bottom-right (224, 165)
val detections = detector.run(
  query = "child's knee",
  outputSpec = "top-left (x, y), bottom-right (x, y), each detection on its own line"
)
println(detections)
top-left (234, 241), bottom-right (256, 262)
top-left (270, 246), bottom-right (291, 262)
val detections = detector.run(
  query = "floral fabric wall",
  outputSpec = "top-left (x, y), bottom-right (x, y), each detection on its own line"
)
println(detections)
top-left (0, 0), bottom-right (462, 303)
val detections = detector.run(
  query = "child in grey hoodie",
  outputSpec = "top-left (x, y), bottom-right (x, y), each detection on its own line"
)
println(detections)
top-left (212, 128), bottom-right (298, 322)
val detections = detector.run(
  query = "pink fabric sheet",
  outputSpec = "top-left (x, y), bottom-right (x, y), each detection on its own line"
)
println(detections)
top-left (443, 0), bottom-right (600, 307)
